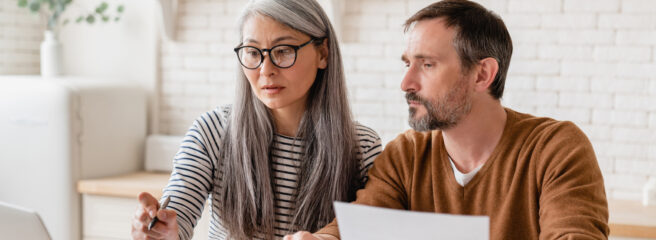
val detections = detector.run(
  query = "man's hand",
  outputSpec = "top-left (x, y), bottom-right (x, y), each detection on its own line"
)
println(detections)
top-left (131, 192), bottom-right (180, 240)
top-left (283, 231), bottom-right (339, 240)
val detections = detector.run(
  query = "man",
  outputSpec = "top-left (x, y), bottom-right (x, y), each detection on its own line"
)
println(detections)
top-left (285, 0), bottom-right (609, 239)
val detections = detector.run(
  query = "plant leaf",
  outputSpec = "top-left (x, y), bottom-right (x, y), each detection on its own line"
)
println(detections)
top-left (76, 16), bottom-right (84, 23)
top-left (18, 0), bottom-right (28, 8)
top-left (102, 16), bottom-right (109, 22)
top-left (114, 17), bottom-right (120, 22)
top-left (117, 5), bottom-right (124, 13)
top-left (86, 14), bottom-right (95, 24)
top-left (28, 1), bottom-right (40, 12)
top-left (95, 2), bottom-right (108, 14)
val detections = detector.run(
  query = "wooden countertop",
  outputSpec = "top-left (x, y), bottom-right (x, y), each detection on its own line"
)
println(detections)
top-left (77, 171), bottom-right (170, 199)
top-left (609, 199), bottom-right (656, 238)
top-left (78, 172), bottom-right (656, 238)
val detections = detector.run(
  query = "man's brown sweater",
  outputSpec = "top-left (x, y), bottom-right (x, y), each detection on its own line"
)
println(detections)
top-left (317, 108), bottom-right (609, 239)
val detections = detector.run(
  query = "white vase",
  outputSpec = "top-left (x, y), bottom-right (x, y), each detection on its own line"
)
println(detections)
top-left (644, 178), bottom-right (656, 206)
top-left (40, 30), bottom-right (63, 77)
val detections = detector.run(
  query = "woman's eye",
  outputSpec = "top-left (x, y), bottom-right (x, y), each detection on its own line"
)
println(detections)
top-left (276, 48), bottom-right (292, 55)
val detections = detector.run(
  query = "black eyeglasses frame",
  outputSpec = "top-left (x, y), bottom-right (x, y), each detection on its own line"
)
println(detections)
top-left (234, 37), bottom-right (325, 69)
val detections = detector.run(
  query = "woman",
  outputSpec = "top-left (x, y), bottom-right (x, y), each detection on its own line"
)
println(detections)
top-left (131, 0), bottom-right (382, 239)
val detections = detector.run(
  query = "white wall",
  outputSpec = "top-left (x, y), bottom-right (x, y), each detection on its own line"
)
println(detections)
top-left (0, 1), bottom-right (43, 74)
top-left (158, 0), bottom-right (656, 202)
top-left (491, 0), bottom-right (656, 201)
top-left (59, 0), bottom-right (159, 133)
top-left (3, 0), bottom-right (655, 202)
top-left (0, 0), bottom-right (160, 133)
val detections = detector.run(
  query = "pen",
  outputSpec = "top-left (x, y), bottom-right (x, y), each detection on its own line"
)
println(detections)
top-left (148, 195), bottom-right (171, 230)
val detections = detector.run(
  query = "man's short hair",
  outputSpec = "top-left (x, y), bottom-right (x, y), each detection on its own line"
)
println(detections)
top-left (404, 0), bottom-right (513, 99)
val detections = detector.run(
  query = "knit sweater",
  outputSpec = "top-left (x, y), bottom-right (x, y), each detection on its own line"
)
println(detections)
top-left (317, 108), bottom-right (609, 239)
top-left (162, 105), bottom-right (382, 239)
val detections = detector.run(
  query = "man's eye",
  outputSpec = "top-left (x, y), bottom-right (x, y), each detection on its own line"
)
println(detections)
top-left (424, 63), bottom-right (433, 68)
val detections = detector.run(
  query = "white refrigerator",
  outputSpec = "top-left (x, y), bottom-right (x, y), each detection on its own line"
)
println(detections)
top-left (0, 75), bottom-right (147, 240)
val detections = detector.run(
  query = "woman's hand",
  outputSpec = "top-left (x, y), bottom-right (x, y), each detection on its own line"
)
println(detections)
top-left (131, 192), bottom-right (180, 240)
top-left (283, 231), bottom-right (339, 240)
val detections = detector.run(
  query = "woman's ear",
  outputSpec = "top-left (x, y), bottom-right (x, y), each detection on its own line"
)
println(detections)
top-left (317, 39), bottom-right (329, 69)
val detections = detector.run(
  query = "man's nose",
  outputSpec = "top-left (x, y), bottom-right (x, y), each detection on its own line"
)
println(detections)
top-left (401, 65), bottom-right (420, 93)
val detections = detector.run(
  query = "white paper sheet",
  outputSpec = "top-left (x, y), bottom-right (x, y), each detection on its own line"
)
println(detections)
top-left (334, 202), bottom-right (489, 240)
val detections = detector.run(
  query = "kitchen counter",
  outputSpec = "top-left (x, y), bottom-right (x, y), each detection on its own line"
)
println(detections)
top-left (78, 171), bottom-right (169, 199)
top-left (609, 199), bottom-right (656, 238)
top-left (77, 171), bottom-right (210, 240)
top-left (78, 171), bottom-right (656, 238)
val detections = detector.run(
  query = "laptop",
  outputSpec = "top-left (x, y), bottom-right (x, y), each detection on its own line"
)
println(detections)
top-left (0, 201), bottom-right (52, 240)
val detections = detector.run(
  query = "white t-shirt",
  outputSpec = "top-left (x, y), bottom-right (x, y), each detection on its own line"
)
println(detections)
top-left (448, 156), bottom-right (483, 187)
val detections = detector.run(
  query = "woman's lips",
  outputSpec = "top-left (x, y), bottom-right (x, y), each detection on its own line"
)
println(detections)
top-left (262, 85), bottom-right (285, 94)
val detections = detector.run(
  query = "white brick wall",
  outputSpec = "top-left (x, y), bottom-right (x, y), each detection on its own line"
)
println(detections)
top-left (0, 1), bottom-right (43, 74)
top-left (594, 46), bottom-right (651, 62)
top-left (621, 0), bottom-right (656, 13)
top-left (541, 14), bottom-right (597, 29)
top-left (599, 14), bottom-right (656, 29)
top-left (538, 45), bottom-right (593, 60)
top-left (153, 0), bottom-right (656, 201)
top-left (564, 0), bottom-right (619, 13)
top-left (508, 0), bottom-right (562, 13)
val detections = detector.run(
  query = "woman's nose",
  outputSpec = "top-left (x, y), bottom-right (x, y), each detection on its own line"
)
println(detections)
top-left (259, 53), bottom-right (276, 77)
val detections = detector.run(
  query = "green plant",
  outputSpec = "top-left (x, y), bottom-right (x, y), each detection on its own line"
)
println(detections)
top-left (17, 0), bottom-right (125, 31)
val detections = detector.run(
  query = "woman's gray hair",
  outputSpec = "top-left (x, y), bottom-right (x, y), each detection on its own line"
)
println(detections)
top-left (219, 0), bottom-right (358, 239)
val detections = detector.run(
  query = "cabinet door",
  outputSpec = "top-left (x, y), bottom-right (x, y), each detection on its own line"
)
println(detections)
top-left (82, 195), bottom-right (210, 240)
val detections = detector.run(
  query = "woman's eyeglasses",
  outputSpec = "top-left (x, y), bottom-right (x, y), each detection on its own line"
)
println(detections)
top-left (234, 37), bottom-right (325, 69)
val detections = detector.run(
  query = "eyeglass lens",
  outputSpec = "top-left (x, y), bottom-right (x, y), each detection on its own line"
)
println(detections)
top-left (237, 45), bottom-right (296, 69)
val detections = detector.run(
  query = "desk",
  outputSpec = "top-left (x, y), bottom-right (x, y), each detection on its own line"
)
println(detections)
top-left (609, 199), bottom-right (656, 238)
top-left (78, 172), bottom-right (169, 199)
top-left (79, 172), bottom-right (655, 239)
top-left (77, 172), bottom-right (210, 240)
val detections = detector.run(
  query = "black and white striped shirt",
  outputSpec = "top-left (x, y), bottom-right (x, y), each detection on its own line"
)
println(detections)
top-left (162, 105), bottom-right (383, 239)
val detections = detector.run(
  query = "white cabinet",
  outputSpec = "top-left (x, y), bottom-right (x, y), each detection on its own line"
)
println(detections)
top-left (77, 172), bottom-right (210, 240)
top-left (0, 75), bottom-right (147, 240)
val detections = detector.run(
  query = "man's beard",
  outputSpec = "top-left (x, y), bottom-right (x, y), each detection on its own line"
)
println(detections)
top-left (406, 79), bottom-right (472, 131)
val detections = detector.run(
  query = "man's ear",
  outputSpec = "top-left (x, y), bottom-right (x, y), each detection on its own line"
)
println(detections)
top-left (474, 57), bottom-right (499, 92)
top-left (317, 39), bottom-right (329, 69)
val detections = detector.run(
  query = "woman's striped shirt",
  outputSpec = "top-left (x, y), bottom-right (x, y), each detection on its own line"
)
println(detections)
top-left (162, 105), bottom-right (383, 239)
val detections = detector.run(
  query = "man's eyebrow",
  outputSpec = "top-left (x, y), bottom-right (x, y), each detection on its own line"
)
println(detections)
top-left (413, 54), bottom-right (438, 60)
top-left (402, 54), bottom-right (438, 61)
